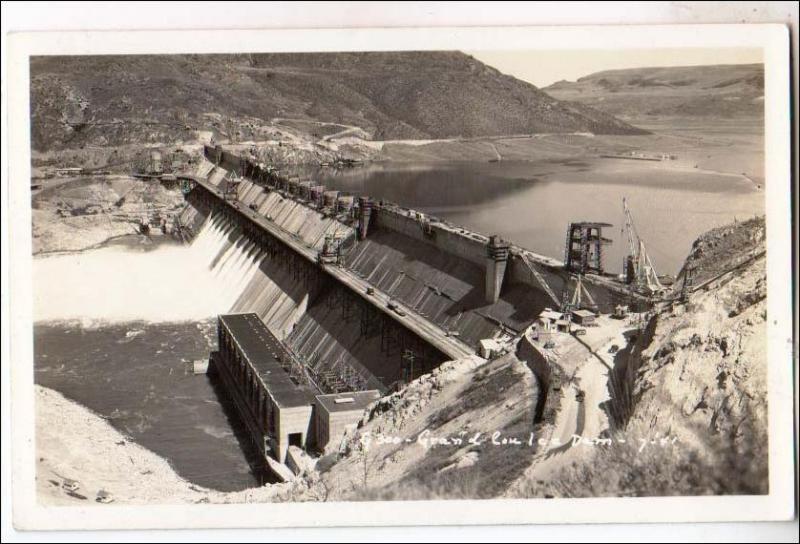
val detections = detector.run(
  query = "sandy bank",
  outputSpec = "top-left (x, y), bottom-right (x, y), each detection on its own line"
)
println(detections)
top-left (36, 386), bottom-right (210, 505)
top-left (35, 386), bottom-right (307, 505)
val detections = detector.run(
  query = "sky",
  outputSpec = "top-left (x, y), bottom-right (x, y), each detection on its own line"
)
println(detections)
top-left (468, 48), bottom-right (763, 88)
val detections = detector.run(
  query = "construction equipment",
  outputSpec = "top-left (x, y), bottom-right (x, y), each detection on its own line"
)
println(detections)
top-left (564, 222), bottom-right (613, 275)
top-left (519, 251), bottom-right (560, 307)
top-left (622, 197), bottom-right (664, 295)
top-left (561, 273), bottom-right (597, 313)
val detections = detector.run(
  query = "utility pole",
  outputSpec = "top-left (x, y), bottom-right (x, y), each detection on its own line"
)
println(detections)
top-left (402, 349), bottom-right (416, 383)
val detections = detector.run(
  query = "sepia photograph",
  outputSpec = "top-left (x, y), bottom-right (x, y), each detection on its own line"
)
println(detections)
top-left (3, 5), bottom-right (796, 538)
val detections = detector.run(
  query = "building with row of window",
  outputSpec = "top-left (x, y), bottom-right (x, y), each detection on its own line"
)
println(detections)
top-left (212, 313), bottom-right (379, 467)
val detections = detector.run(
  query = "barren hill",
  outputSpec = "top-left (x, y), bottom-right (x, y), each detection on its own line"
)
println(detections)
top-left (544, 64), bottom-right (764, 120)
top-left (30, 52), bottom-right (647, 151)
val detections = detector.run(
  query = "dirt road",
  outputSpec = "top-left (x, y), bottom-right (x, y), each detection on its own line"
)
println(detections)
top-left (515, 316), bottom-right (635, 482)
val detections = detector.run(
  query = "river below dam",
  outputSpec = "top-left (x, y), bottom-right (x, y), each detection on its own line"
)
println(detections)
top-left (33, 233), bottom-right (276, 492)
top-left (34, 320), bottom-right (266, 491)
top-left (32, 156), bottom-right (765, 493)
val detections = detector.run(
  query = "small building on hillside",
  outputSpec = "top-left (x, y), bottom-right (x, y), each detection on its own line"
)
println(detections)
top-left (570, 309), bottom-right (596, 326)
top-left (314, 390), bottom-right (381, 453)
top-left (537, 308), bottom-right (564, 332)
top-left (478, 338), bottom-right (503, 359)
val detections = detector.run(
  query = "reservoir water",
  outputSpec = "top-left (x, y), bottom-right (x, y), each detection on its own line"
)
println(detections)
top-left (311, 158), bottom-right (764, 275)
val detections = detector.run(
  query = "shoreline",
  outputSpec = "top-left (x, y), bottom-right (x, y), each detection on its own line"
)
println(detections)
top-left (34, 230), bottom-right (183, 258)
top-left (32, 232), bottom-right (176, 258)
top-left (35, 385), bottom-right (300, 505)
top-left (36, 385), bottom-right (212, 505)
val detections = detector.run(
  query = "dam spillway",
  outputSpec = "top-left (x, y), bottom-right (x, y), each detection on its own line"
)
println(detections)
top-left (176, 144), bottom-right (636, 395)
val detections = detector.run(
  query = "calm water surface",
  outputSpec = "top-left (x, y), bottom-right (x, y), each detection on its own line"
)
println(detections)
top-left (311, 158), bottom-right (764, 275)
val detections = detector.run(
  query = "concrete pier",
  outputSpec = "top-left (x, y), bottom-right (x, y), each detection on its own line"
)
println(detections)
top-left (485, 235), bottom-right (510, 304)
top-left (358, 196), bottom-right (373, 240)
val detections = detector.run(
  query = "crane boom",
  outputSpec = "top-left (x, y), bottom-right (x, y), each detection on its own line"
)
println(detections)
top-left (622, 197), bottom-right (664, 294)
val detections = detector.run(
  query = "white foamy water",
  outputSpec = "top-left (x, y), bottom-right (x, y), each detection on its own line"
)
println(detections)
top-left (33, 215), bottom-right (267, 324)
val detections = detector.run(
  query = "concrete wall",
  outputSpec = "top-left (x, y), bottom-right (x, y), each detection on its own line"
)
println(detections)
top-left (205, 144), bottom-right (647, 314)
top-left (276, 405), bottom-right (314, 463)
top-left (315, 405), bottom-right (365, 454)
top-left (203, 144), bottom-right (642, 317)
top-left (374, 207), bottom-right (488, 267)
top-left (516, 334), bottom-right (554, 423)
top-left (506, 255), bottom-right (567, 298)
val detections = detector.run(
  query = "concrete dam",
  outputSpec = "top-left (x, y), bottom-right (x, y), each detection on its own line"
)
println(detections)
top-left (174, 144), bottom-right (639, 468)
top-left (178, 144), bottom-right (640, 385)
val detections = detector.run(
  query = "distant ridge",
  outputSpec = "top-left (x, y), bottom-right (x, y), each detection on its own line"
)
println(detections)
top-left (544, 63), bottom-right (764, 120)
top-left (30, 52), bottom-right (648, 151)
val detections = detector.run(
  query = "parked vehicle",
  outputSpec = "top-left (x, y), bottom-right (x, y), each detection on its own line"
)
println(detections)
top-left (96, 490), bottom-right (114, 504)
top-left (387, 300), bottom-right (407, 317)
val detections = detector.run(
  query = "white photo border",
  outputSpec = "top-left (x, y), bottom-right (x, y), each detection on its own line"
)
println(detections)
top-left (6, 23), bottom-right (794, 530)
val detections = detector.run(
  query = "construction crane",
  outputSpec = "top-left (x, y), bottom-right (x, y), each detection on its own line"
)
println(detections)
top-left (622, 197), bottom-right (664, 295)
top-left (561, 273), bottom-right (597, 313)
top-left (519, 251), bottom-right (561, 308)
top-left (222, 171), bottom-right (242, 201)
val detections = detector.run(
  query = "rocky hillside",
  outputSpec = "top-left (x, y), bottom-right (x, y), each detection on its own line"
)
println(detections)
top-left (31, 176), bottom-right (184, 254)
top-left (309, 354), bottom-right (539, 501)
top-left (30, 52), bottom-right (647, 151)
top-left (544, 64), bottom-right (764, 120)
top-left (527, 216), bottom-right (768, 497)
top-left (38, 354), bottom-right (539, 505)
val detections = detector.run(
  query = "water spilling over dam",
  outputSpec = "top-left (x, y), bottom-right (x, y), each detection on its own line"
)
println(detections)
top-left (168, 145), bottom-right (643, 395)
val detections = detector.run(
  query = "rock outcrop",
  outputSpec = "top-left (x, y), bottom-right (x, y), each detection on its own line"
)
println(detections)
top-left (527, 216), bottom-right (768, 497)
